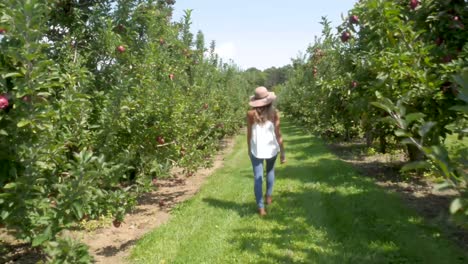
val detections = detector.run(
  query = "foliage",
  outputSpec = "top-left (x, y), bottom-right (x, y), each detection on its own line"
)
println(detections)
top-left (279, 0), bottom-right (467, 221)
top-left (41, 237), bottom-right (93, 264)
top-left (373, 68), bottom-right (468, 225)
top-left (0, 0), bottom-right (249, 260)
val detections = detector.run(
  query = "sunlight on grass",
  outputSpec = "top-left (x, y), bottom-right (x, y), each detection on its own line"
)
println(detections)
top-left (129, 121), bottom-right (467, 264)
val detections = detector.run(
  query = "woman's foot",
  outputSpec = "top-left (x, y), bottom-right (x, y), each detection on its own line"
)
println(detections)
top-left (258, 208), bottom-right (267, 216)
top-left (265, 195), bottom-right (272, 205)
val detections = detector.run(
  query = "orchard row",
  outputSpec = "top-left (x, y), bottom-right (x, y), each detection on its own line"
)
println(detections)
top-left (0, 0), bottom-right (250, 262)
top-left (279, 0), bottom-right (467, 223)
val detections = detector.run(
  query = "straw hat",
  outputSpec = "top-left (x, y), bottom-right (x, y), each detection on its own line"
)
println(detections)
top-left (249, 86), bottom-right (276, 107)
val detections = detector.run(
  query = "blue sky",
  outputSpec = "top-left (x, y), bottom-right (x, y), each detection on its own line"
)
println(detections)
top-left (172, 1), bottom-right (358, 70)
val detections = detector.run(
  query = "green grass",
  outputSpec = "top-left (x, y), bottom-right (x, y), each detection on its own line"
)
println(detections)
top-left (129, 122), bottom-right (467, 263)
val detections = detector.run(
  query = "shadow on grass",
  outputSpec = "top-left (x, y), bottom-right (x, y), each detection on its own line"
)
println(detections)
top-left (205, 121), bottom-right (467, 263)
top-left (202, 197), bottom-right (255, 218)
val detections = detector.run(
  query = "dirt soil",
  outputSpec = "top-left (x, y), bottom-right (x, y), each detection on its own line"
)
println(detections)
top-left (327, 140), bottom-right (468, 251)
top-left (0, 136), bottom-right (237, 264)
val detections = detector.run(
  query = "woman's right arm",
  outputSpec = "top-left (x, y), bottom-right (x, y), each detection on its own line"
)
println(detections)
top-left (274, 111), bottom-right (286, 163)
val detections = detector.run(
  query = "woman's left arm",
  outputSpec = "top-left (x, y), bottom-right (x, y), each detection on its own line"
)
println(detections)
top-left (247, 111), bottom-right (253, 156)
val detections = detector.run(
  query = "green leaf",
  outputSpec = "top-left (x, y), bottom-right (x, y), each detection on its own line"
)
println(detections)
top-left (32, 226), bottom-right (52, 247)
top-left (3, 182), bottom-right (17, 189)
top-left (405, 112), bottom-right (425, 124)
top-left (401, 161), bottom-right (430, 172)
top-left (449, 105), bottom-right (468, 113)
top-left (371, 102), bottom-right (392, 113)
top-left (0, 130), bottom-right (8, 136)
top-left (450, 198), bottom-right (463, 214)
top-left (72, 202), bottom-right (83, 220)
top-left (401, 138), bottom-right (414, 145)
top-left (3, 72), bottom-right (22, 78)
top-left (1, 210), bottom-right (9, 220)
top-left (17, 120), bottom-right (31, 128)
top-left (418, 122), bottom-right (436, 137)
top-left (395, 129), bottom-right (411, 137)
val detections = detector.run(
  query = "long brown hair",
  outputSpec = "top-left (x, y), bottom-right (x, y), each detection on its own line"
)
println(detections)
top-left (253, 103), bottom-right (276, 124)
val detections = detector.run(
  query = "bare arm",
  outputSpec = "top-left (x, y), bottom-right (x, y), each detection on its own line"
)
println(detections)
top-left (274, 111), bottom-right (286, 163)
top-left (246, 111), bottom-right (252, 156)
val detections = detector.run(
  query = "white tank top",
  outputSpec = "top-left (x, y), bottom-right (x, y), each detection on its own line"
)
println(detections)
top-left (250, 120), bottom-right (280, 159)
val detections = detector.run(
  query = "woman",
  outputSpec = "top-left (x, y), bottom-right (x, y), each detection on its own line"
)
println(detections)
top-left (247, 86), bottom-right (286, 216)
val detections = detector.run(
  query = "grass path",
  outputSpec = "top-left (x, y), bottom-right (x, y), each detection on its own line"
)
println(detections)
top-left (129, 122), bottom-right (466, 263)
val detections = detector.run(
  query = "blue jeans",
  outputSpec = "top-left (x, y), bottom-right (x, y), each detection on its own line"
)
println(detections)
top-left (249, 153), bottom-right (277, 209)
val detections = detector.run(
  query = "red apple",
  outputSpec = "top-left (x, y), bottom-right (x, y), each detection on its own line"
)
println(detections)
top-left (112, 219), bottom-right (122, 228)
top-left (442, 55), bottom-right (453, 63)
top-left (169, 73), bottom-right (174, 80)
top-left (203, 103), bottom-right (208, 109)
top-left (159, 38), bottom-right (165, 45)
top-left (435, 37), bottom-right (443, 46)
top-left (116, 45), bottom-right (125, 53)
top-left (453, 16), bottom-right (459, 21)
top-left (410, 0), bottom-right (419, 10)
top-left (152, 178), bottom-right (159, 186)
top-left (0, 95), bottom-right (9, 109)
top-left (341, 32), bottom-right (351, 42)
top-left (21, 96), bottom-right (31, 104)
top-left (0, 28), bottom-right (6, 34)
top-left (349, 15), bottom-right (359, 24)
top-left (157, 136), bottom-right (165, 144)
top-left (351, 81), bottom-right (358, 88)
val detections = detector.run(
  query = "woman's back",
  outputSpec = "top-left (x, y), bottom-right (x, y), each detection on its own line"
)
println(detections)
top-left (250, 119), bottom-right (280, 159)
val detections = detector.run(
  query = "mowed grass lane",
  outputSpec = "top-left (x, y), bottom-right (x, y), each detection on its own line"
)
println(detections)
top-left (129, 122), bottom-right (466, 263)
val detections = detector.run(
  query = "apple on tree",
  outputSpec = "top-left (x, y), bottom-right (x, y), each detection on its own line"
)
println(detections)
top-left (341, 32), bottom-right (351, 42)
top-left (157, 136), bottom-right (165, 144)
top-left (116, 45), bottom-right (126, 53)
top-left (349, 15), bottom-right (359, 24)
top-left (410, 0), bottom-right (419, 10)
top-left (0, 95), bottom-right (9, 109)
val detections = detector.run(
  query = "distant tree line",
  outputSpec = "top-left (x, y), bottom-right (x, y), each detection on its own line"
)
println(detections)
top-left (243, 65), bottom-right (292, 89)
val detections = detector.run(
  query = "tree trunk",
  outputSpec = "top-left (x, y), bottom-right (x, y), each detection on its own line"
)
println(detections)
top-left (365, 130), bottom-right (373, 147)
top-left (406, 144), bottom-right (425, 161)
top-left (379, 134), bottom-right (387, 154)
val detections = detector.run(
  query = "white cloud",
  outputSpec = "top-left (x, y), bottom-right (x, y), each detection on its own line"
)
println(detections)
top-left (215, 42), bottom-right (236, 61)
